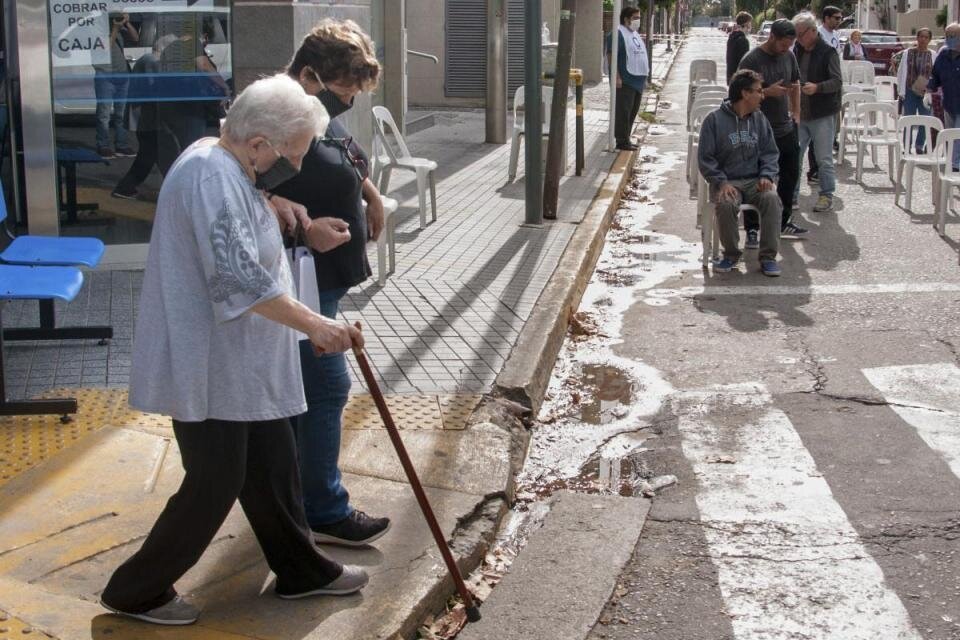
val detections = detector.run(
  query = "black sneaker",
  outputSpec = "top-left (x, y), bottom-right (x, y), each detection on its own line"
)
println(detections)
top-left (781, 221), bottom-right (809, 237)
top-left (97, 147), bottom-right (115, 159)
top-left (115, 147), bottom-right (137, 157)
top-left (806, 172), bottom-right (819, 184)
top-left (312, 510), bottom-right (391, 547)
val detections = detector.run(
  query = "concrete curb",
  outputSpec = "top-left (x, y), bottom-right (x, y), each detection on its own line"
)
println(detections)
top-left (493, 39), bottom-right (685, 414)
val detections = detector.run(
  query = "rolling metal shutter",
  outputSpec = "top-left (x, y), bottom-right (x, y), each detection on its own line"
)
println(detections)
top-left (444, 0), bottom-right (526, 98)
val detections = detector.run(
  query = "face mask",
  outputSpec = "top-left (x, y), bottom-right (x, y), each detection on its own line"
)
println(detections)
top-left (630, 19), bottom-right (642, 32)
top-left (317, 89), bottom-right (354, 119)
top-left (948, 35), bottom-right (960, 50)
top-left (254, 140), bottom-right (299, 191)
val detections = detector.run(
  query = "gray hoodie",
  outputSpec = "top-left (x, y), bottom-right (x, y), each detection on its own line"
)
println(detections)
top-left (697, 99), bottom-right (779, 190)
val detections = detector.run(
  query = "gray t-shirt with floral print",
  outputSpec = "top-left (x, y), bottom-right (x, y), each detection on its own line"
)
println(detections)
top-left (129, 140), bottom-right (306, 422)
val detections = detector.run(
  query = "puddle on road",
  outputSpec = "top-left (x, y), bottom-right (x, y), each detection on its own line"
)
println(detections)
top-left (579, 364), bottom-right (634, 425)
top-left (647, 124), bottom-right (671, 136)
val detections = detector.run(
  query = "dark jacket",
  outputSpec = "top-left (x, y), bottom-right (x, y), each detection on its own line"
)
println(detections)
top-left (697, 99), bottom-right (780, 189)
top-left (793, 37), bottom-right (842, 120)
top-left (726, 30), bottom-right (750, 83)
top-left (842, 41), bottom-right (866, 61)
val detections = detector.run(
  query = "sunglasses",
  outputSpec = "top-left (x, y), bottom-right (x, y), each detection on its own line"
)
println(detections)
top-left (323, 136), bottom-right (368, 182)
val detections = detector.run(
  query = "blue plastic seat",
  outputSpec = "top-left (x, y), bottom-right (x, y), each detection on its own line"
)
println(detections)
top-left (0, 179), bottom-right (112, 344)
top-left (0, 182), bottom-right (104, 267)
top-left (0, 264), bottom-right (83, 417)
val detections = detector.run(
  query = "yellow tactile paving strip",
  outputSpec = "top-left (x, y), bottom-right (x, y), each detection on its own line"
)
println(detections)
top-left (343, 394), bottom-right (481, 431)
top-left (0, 388), bottom-right (170, 488)
top-left (0, 609), bottom-right (53, 639)
top-left (0, 389), bottom-right (481, 488)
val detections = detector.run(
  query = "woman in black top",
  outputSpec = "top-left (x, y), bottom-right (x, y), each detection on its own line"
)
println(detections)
top-left (269, 18), bottom-right (390, 547)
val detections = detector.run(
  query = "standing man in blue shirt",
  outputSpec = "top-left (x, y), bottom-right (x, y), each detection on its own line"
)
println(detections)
top-left (605, 6), bottom-right (650, 151)
top-left (928, 23), bottom-right (960, 168)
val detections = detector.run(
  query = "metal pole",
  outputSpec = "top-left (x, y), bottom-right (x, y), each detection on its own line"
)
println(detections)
top-left (524, 0), bottom-right (543, 226)
top-left (608, 0), bottom-right (622, 152)
top-left (574, 70), bottom-right (584, 176)
top-left (543, 1), bottom-right (576, 220)
top-left (486, 0), bottom-right (508, 144)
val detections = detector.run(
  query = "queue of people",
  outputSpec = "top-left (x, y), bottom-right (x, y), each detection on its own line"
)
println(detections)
top-left (706, 12), bottom-right (960, 277)
top-left (100, 18), bottom-right (393, 626)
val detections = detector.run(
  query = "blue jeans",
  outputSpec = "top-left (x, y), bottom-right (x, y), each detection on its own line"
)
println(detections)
top-left (294, 287), bottom-right (353, 527)
top-left (94, 73), bottom-right (130, 150)
top-left (946, 111), bottom-right (960, 169)
top-left (796, 114), bottom-right (837, 198)
top-left (902, 90), bottom-right (931, 151)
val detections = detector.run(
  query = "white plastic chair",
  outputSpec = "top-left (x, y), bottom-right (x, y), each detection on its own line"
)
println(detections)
top-left (508, 85), bottom-right (555, 181)
top-left (372, 105), bottom-right (438, 230)
top-left (846, 60), bottom-right (875, 90)
top-left (934, 129), bottom-right (960, 244)
top-left (895, 115), bottom-right (942, 212)
top-left (373, 196), bottom-right (399, 286)
top-left (873, 75), bottom-right (897, 103)
top-left (687, 83), bottom-right (725, 121)
top-left (697, 172), bottom-right (759, 267)
top-left (687, 103), bottom-right (717, 186)
top-left (855, 102), bottom-right (898, 183)
top-left (838, 92), bottom-right (876, 162)
top-left (689, 59), bottom-right (718, 84)
top-left (688, 94), bottom-right (724, 128)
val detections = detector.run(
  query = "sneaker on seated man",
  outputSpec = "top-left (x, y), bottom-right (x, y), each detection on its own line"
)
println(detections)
top-left (698, 69), bottom-right (784, 277)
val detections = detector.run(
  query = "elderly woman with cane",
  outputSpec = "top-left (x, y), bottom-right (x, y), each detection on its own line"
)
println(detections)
top-left (99, 74), bottom-right (367, 626)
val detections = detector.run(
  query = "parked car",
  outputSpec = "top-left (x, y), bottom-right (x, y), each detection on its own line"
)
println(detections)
top-left (757, 20), bottom-right (773, 42)
top-left (718, 21), bottom-right (734, 32)
top-left (857, 31), bottom-right (905, 75)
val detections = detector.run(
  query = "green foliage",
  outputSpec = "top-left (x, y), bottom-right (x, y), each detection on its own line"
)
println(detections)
top-left (937, 4), bottom-right (948, 28)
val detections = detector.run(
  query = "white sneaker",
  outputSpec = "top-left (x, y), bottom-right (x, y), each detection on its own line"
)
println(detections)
top-left (101, 595), bottom-right (199, 626)
top-left (276, 565), bottom-right (369, 599)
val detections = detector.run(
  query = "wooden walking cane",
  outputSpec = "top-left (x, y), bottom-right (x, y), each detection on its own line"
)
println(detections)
top-left (348, 326), bottom-right (482, 623)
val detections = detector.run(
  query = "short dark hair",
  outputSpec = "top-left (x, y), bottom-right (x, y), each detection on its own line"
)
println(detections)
top-left (770, 18), bottom-right (797, 39)
top-left (821, 5), bottom-right (842, 19)
top-left (620, 6), bottom-right (641, 25)
top-left (736, 12), bottom-right (753, 27)
top-left (917, 27), bottom-right (933, 38)
top-left (729, 69), bottom-right (762, 103)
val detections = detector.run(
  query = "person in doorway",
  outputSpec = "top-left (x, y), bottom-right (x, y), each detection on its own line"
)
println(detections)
top-left (793, 12), bottom-right (841, 213)
top-left (843, 29), bottom-right (867, 60)
top-left (726, 12), bottom-right (754, 84)
top-left (99, 74), bottom-right (367, 626)
top-left (268, 18), bottom-right (391, 547)
top-left (698, 69), bottom-right (783, 277)
top-left (898, 28), bottom-right (934, 153)
top-left (738, 18), bottom-right (808, 237)
top-left (927, 23), bottom-right (960, 168)
top-left (94, 12), bottom-right (138, 159)
top-left (605, 6), bottom-right (649, 151)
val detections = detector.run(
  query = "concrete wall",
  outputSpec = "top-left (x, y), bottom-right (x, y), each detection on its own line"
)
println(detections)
top-left (896, 9), bottom-right (942, 35)
top-left (232, 1), bottom-right (375, 151)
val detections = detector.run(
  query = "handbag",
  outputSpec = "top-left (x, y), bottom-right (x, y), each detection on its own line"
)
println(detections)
top-left (285, 224), bottom-right (320, 339)
top-left (912, 74), bottom-right (930, 96)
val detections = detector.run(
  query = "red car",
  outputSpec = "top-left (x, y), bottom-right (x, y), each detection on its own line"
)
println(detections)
top-left (842, 30), bottom-right (905, 75)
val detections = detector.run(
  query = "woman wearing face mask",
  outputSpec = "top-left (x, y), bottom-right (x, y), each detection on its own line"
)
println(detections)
top-left (604, 7), bottom-right (649, 150)
top-left (100, 74), bottom-right (368, 626)
top-left (268, 19), bottom-right (391, 548)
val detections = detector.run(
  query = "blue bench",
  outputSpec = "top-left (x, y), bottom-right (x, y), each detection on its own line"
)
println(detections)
top-left (0, 265), bottom-right (83, 418)
top-left (0, 181), bottom-right (112, 343)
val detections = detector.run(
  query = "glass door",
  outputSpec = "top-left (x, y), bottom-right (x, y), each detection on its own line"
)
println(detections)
top-left (47, 0), bottom-right (233, 248)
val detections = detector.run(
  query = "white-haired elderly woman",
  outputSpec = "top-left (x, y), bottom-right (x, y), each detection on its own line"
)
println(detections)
top-left (100, 74), bottom-right (367, 626)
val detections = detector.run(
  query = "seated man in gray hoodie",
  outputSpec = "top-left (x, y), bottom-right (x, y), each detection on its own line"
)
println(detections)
top-left (698, 69), bottom-right (784, 277)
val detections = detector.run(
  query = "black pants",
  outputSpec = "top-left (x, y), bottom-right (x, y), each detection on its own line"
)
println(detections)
top-left (115, 129), bottom-right (159, 193)
top-left (615, 85), bottom-right (644, 146)
top-left (745, 124), bottom-right (799, 232)
top-left (101, 418), bottom-right (342, 613)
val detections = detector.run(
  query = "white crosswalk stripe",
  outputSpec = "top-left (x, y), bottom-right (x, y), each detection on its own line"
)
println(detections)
top-left (676, 383), bottom-right (922, 639)
top-left (863, 363), bottom-right (960, 481)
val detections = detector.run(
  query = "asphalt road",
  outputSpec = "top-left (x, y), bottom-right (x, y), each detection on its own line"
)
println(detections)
top-left (585, 29), bottom-right (960, 640)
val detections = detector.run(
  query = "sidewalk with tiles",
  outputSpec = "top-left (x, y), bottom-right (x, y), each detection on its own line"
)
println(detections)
top-left (0, 41), bottom-right (678, 640)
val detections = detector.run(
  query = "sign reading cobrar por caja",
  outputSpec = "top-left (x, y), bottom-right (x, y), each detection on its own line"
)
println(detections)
top-left (49, 0), bottom-right (215, 68)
